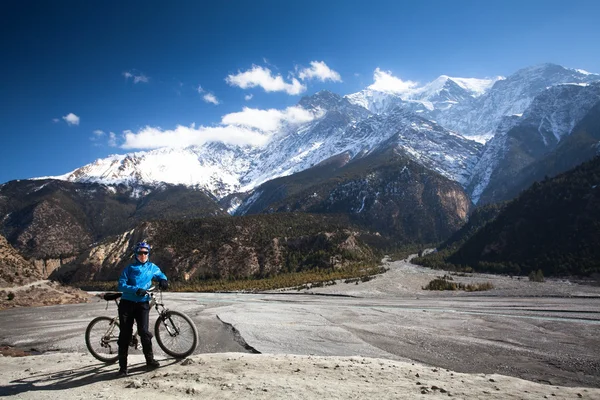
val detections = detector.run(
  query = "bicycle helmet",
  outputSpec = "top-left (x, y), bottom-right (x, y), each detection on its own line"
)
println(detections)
top-left (133, 241), bottom-right (151, 254)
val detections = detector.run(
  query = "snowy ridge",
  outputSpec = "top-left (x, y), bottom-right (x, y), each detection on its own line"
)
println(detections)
top-left (467, 81), bottom-right (600, 203)
top-left (435, 63), bottom-right (600, 142)
top-left (53, 145), bottom-right (259, 198)
top-left (43, 63), bottom-right (600, 208)
top-left (466, 116), bottom-right (521, 204)
top-left (345, 75), bottom-right (503, 115)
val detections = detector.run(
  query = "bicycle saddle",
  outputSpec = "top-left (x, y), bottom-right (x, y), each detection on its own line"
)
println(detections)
top-left (103, 292), bottom-right (123, 301)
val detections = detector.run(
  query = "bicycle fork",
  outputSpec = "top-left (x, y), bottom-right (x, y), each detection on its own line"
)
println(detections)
top-left (160, 312), bottom-right (181, 337)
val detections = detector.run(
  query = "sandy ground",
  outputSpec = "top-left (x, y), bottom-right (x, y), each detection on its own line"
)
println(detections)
top-left (280, 255), bottom-right (600, 298)
top-left (1, 352), bottom-right (599, 399)
top-left (1, 256), bottom-right (600, 399)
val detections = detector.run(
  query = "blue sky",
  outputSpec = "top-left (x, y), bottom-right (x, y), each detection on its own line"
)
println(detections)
top-left (1, 0), bottom-right (599, 184)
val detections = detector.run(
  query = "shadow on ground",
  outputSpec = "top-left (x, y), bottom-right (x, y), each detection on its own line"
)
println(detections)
top-left (0, 358), bottom-right (179, 396)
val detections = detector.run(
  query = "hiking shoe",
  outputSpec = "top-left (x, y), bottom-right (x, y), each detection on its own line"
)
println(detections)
top-left (146, 359), bottom-right (160, 369)
top-left (116, 369), bottom-right (128, 377)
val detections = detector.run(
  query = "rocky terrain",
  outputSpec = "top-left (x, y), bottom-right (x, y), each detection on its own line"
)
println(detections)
top-left (0, 234), bottom-right (89, 310)
top-left (0, 255), bottom-right (600, 400)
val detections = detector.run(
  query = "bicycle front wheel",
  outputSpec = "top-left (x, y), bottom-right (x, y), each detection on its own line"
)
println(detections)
top-left (154, 310), bottom-right (198, 358)
top-left (85, 316), bottom-right (120, 363)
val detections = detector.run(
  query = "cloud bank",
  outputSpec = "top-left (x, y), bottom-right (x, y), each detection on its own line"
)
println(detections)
top-left (114, 59), bottom-right (338, 150)
top-left (298, 61), bottom-right (342, 82)
top-left (226, 61), bottom-right (342, 95)
top-left (121, 106), bottom-right (321, 150)
top-left (221, 106), bottom-right (317, 132)
top-left (226, 65), bottom-right (306, 95)
top-left (368, 68), bottom-right (418, 94)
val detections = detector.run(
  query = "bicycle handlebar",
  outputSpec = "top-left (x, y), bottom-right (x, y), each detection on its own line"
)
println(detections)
top-left (99, 286), bottom-right (161, 302)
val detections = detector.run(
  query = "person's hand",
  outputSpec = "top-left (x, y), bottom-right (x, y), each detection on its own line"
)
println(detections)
top-left (136, 288), bottom-right (147, 297)
top-left (159, 279), bottom-right (168, 290)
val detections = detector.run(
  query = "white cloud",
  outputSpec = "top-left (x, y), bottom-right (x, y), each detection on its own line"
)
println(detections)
top-left (368, 68), bottom-right (418, 94)
top-left (62, 113), bottom-right (80, 126)
top-left (121, 124), bottom-right (270, 149)
top-left (108, 132), bottom-right (117, 147)
top-left (196, 85), bottom-right (204, 93)
top-left (244, 94), bottom-right (253, 101)
top-left (90, 130), bottom-right (105, 143)
top-left (120, 105), bottom-right (322, 150)
top-left (203, 93), bottom-right (220, 105)
top-left (221, 106), bottom-right (318, 132)
top-left (123, 70), bottom-right (149, 84)
top-left (226, 65), bottom-right (306, 95)
top-left (52, 118), bottom-right (60, 123)
top-left (297, 61), bottom-right (342, 82)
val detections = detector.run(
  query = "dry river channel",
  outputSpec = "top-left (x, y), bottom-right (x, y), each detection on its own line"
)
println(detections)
top-left (0, 290), bottom-right (599, 388)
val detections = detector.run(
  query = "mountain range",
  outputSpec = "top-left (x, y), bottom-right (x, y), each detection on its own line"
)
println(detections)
top-left (2, 62), bottom-right (600, 279)
top-left (41, 63), bottom-right (600, 207)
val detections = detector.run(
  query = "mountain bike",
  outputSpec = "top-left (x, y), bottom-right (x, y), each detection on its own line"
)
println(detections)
top-left (85, 287), bottom-right (198, 363)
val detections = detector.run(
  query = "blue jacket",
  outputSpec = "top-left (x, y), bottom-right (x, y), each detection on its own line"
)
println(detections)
top-left (118, 260), bottom-right (167, 302)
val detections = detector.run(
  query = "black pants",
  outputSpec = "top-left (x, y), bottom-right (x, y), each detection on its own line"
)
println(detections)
top-left (118, 299), bottom-right (154, 371)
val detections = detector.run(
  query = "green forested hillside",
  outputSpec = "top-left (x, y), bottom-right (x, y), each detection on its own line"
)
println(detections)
top-left (414, 157), bottom-right (600, 277)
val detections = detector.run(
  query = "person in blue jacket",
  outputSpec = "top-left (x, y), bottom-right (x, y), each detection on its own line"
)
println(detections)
top-left (117, 241), bottom-right (168, 377)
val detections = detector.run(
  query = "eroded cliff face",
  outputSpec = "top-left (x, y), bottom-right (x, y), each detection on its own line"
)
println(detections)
top-left (0, 234), bottom-right (38, 287)
top-left (32, 256), bottom-right (76, 278)
top-left (438, 188), bottom-right (470, 223)
top-left (69, 229), bottom-right (138, 282)
top-left (51, 226), bottom-right (152, 283)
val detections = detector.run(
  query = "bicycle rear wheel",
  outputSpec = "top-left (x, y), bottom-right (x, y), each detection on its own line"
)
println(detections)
top-left (85, 316), bottom-right (120, 363)
top-left (154, 310), bottom-right (198, 358)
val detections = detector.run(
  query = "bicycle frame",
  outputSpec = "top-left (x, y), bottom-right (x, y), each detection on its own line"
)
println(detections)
top-left (98, 289), bottom-right (145, 350)
top-left (101, 287), bottom-right (177, 347)
top-left (87, 286), bottom-right (198, 362)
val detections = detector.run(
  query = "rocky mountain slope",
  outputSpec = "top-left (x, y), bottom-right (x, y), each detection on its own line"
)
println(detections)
top-left (0, 234), bottom-right (39, 287)
top-left (469, 82), bottom-right (600, 204)
top-left (436, 64), bottom-right (600, 142)
top-left (52, 214), bottom-right (381, 285)
top-left (237, 146), bottom-right (472, 245)
top-left (0, 233), bottom-right (89, 309)
top-left (345, 74), bottom-right (502, 116)
top-left (0, 179), bottom-right (225, 261)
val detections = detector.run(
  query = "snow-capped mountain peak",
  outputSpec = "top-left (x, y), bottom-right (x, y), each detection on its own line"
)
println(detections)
top-left (40, 63), bottom-right (600, 209)
top-left (49, 145), bottom-right (259, 198)
top-left (411, 75), bottom-right (503, 99)
top-left (345, 73), bottom-right (503, 116)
